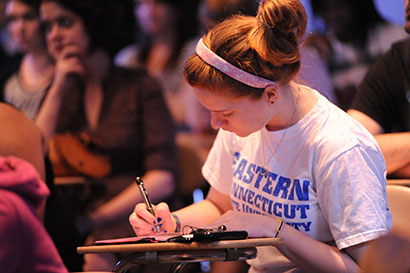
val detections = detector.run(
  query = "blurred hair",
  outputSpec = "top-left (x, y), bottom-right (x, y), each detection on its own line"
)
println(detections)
top-left (134, 0), bottom-right (200, 65)
top-left (184, 0), bottom-right (306, 98)
top-left (9, 0), bottom-right (41, 12)
top-left (0, 102), bottom-right (45, 180)
top-left (311, 0), bottom-right (385, 37)
top-left (41, 0), bottom-right (134, 57)
top-left (203, 0), bottom-right (259, 27)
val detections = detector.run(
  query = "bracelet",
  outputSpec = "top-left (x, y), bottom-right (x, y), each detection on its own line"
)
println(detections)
top-left (274, 219), bottom-right (284, 238)
top-left (171, 213), bottom-right (181, 233)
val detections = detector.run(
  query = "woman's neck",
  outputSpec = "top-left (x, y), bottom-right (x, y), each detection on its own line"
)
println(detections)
top-left (266, 82), bottom-right (316, 131)
top-left (24, 48), bottom-right (53, 71)
top-left (20, 50), bottom-right (54, 90)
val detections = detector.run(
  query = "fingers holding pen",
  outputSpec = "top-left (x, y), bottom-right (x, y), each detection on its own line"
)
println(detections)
top-left (154, 202), bottom-right (175, 233)
top-left (129, 203), bottom-right (159, 236)
top-left (129, 202), bottom-right (176, 235)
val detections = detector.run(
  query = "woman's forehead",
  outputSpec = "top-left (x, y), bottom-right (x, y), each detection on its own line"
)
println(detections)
top-left (194, 86), bottom-right (255, 111)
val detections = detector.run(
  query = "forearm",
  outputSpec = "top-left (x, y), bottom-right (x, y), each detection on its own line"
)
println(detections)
top-left (276, 224), bottom-right (360, 273)
top-left (35, 87), bottom-right (64, 145)
top-left (173, 200), bottom-right (224, 228)
top-left (173, 186), bottom-right (232, 228)
top-left (90, 170), bottom-right (175, 226)
top-left (374, 133), bottom-right (410, 175)
top-left (391, 163), bottom-right (410, 178)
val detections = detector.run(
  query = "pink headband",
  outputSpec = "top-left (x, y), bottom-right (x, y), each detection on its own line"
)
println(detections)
top-left (195, 38), bottom-right (276, 88)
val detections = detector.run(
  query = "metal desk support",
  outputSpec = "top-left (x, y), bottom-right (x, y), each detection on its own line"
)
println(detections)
top-left (77, 238), bottom-right (282, 273)
top-left (113, 247), bottom-right (257, 273)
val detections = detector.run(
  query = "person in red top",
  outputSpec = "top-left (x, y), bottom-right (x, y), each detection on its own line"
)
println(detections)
top-left (0, 102), bottom-right (68, 273)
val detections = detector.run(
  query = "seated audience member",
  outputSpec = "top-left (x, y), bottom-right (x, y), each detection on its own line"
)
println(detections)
top-left (0, 0), bottom-right (21, 76)
top-left (307, 0), bottom-right (407, 110)
top-left (115, 0), bottom-right (200, 128)
top-left (0, 102), bottom-right (68, 273)
top-left (0, 0), bottom-right (54, 119)
top-left (348, 0), bottom-right (410, 179)
top-left (130, 0), bottom-right (391, 272)
top-left (36, 0), bottom-right (178, 270)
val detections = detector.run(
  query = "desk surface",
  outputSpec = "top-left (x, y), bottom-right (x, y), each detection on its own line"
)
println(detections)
top-left (77, 237), bottom-right (282, 254)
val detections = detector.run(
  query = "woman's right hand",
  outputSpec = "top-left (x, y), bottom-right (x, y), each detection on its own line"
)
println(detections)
top-left (129, 202), bottom-right (177, 236)
top-left (51, 44), bottom-right (87, 95)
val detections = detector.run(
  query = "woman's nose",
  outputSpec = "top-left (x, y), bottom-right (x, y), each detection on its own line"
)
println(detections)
top-left (47, 24), bottom-right (61, 41)
top-left (11, 18), bottom-right (24, 34)
top-left (210, 112), bottom-right (226, 129)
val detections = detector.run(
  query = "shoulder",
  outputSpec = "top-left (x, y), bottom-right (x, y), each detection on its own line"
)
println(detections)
top-left (308, 94), bottom-right (381, 161)
top-left (0, 189), bottom-right (24, 270)
top-left (0, 189), bottom-right (21, 217)
top-left (0, 189), bottom-right (25, 242)
top-left (0, 188), bottom-right (41, 226)
top-left (114, 44), bottom-right (139, 68)
top-left (389, 37), bottom-right (410, 61)
top-left (361, 37), bottom-right (410, 93)
top-left (368, 23), bottom-right (408, 54)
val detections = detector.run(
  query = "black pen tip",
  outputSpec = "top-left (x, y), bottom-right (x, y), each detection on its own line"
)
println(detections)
top-left (135, 177), bottom-right (143, 185)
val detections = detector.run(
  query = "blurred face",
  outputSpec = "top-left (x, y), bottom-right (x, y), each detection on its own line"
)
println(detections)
top-left (134, 0), bottom-right (176, 36)
top-left (194, 87), bottom-right (271, 137)
top-left (5, 0), bottom-right (42, 52)
top-left (40, 1), bottom-right (90, 59)
top-left (320, 1), bottom-right (353, 38)
top-left (405, 0), bottom-right (410, 33)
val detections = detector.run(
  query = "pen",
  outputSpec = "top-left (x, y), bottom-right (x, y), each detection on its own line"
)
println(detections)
top-left (135, 177), bottom-right (161, 233)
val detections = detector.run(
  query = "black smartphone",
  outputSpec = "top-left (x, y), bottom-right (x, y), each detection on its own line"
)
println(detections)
top-left (167, 230), bottom-right (248, 243)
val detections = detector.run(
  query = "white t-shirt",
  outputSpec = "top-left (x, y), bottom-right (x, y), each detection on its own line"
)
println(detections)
top-left (4, 73), bottom-right (47, 120)
top-left (202, 89), bottom-right (391, 272)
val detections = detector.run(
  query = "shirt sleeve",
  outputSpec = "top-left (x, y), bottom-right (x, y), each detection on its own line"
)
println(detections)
top-left (316, 145), bottom-right (391, 249)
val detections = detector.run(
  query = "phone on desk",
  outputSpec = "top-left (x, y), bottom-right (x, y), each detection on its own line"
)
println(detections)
top-left (167, 230), bottom-right (248, 243)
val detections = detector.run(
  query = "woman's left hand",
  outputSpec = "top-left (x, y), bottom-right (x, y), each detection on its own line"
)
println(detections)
top-left (208, 210), bottom-right (277, 238)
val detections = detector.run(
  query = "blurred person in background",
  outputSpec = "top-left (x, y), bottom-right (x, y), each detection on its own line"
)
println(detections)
top-left (0, 1), bottom-right (83, 270)
top-left (0, 0), bottom-right (21, 74)
top-left (0, 102), bottom-right (68, 273)
top-left (0, 0), bottom-right (54, 120)
top-left (306, 0), bottom-right (407, 110)
top-left (348, 0), bottom-right (410, 179)
top-left (115, 0), bottom-right (200, 129)
top-left (37, 0), bottom-right (178, 270)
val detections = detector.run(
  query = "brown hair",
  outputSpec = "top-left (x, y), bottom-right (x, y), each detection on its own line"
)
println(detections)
top-left (184, 0), bottom-right (307, 98)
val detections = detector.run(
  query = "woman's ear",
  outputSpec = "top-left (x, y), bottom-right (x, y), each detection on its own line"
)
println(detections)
top-left (264, 85), bottom-right (279, 105)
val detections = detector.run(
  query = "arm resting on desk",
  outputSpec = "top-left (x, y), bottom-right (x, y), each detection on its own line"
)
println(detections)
top-left (348, 110), bottom-right (410, 178)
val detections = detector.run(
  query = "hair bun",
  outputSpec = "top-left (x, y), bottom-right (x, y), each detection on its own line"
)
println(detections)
top-left (247, 0), bottom-right (306, 65)
top-left (257, 0), bottom-right (306, 41)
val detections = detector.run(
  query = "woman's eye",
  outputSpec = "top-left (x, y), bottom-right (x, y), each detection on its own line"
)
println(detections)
top-left (222, 112), bottom-right (232, 117)
top-left (57, 17), bottom-right (74, 28)
top-left (5, 15), bottom-right (16, 25)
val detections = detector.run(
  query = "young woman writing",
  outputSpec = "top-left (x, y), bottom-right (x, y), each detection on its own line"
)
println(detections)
top-left (130, 0), bottom-right (391, 272)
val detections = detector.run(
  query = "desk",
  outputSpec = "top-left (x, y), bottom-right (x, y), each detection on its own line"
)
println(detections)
top-left (77, 238), bottom-right (282, 273)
